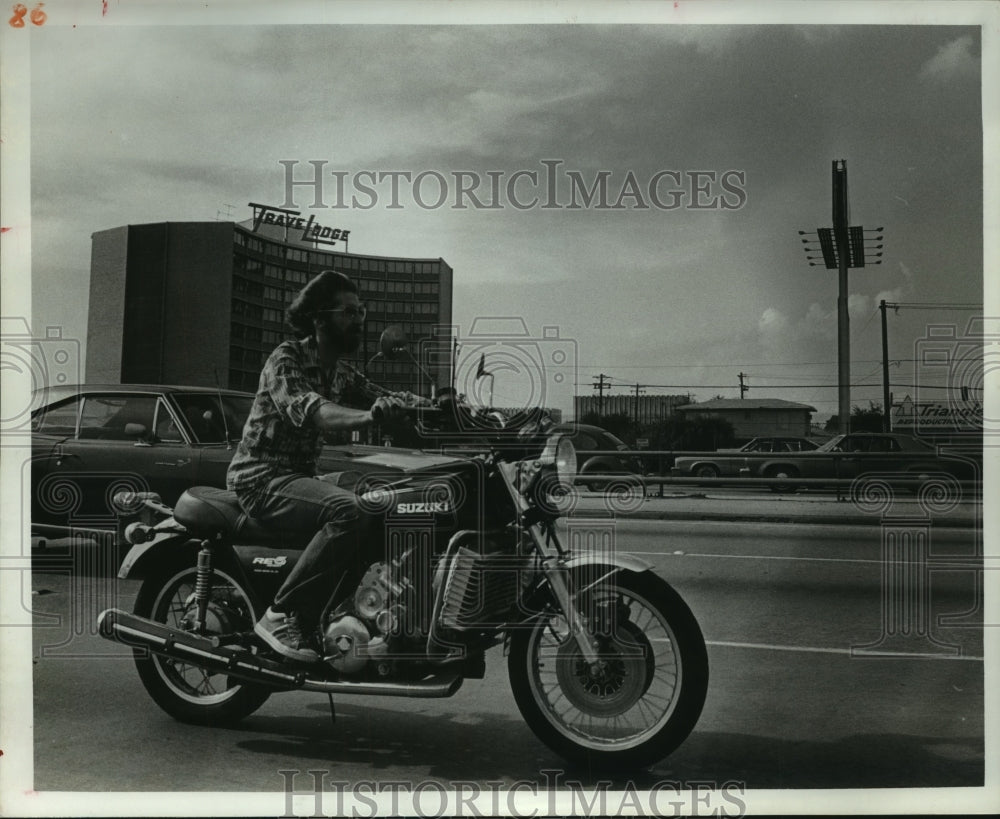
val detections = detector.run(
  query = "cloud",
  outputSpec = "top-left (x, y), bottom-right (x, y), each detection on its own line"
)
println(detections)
top-left (758, 307), bottom-right (789, 335)
top-left (919, 35), bottom-right (979, 81)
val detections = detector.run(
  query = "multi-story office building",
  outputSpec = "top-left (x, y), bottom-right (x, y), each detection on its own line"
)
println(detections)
top-left (87, 219), bottom-right (454, 397)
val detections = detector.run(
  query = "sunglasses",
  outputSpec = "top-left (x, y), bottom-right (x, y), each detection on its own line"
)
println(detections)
top-left (315, 305), bottom-right (367, 320)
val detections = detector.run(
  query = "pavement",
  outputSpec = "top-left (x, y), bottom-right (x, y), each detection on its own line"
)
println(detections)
top-left (570, 490), bottom-right (981, 529)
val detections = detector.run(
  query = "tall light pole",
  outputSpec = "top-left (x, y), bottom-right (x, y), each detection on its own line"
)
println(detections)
top-left (880, 299), bottom-right (892, 432)
top-left (799, 160), bottom-right (884, 434)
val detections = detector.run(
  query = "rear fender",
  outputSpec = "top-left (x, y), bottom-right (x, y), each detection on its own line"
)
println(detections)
top-left (117, 530), bottom-right (201, 580)
top-left (579, 456), bottom-right (626, 475)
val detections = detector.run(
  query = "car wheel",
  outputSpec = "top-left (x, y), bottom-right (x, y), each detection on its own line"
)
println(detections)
top-left (764, 465), bottom-right (800, 493)
top-left (694, 464), bottom-right (720, 479)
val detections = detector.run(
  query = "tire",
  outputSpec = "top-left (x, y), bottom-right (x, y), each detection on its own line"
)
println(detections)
top-left (694, 464), bottom-right (720, 479)
top-left (764, 465), bottom-right (800, 493)
top-left (132, 555), bottom-right (271, 725)
top-left (508, 569), bottom-right (708, 770)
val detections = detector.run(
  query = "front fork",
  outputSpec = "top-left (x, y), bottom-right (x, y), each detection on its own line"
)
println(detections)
top-left (529, 522), bottom-right (602, 665)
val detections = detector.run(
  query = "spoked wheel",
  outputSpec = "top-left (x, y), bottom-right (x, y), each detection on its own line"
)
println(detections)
top-left (509, 569), bottom-right (708, 770)
top-left (133, 557), bottom-right (271, 725)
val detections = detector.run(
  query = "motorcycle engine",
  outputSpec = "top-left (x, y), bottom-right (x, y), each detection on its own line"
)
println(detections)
top-left (321, 562), bottom-right (403, 675)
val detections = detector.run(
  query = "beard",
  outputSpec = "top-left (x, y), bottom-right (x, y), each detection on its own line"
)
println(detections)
top-left (316, 322), bottom-right (363, 356)
top-left (343, 328), bottom-right (363, 352)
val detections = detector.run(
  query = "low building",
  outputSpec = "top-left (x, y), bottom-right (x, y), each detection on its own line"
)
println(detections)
top-left (574, 394), bottom-right (690, 425)
top-left (676, 398), bottom-right (816, 441)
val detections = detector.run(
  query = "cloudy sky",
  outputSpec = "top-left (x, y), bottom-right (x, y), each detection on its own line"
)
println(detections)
top-left (19, 4), bottom-right (994, 421)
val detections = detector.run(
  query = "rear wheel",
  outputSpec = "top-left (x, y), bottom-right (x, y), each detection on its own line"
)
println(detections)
top-left (694, 464), bottom-right (720, 479)
top-left (508, 569), bottom-right (708, 770)
top-left (133, 556), bottom-right (271, 725)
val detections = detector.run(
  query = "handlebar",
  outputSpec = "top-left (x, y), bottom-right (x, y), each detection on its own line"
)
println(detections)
top-left (370, 402), bottom-right (445, 425)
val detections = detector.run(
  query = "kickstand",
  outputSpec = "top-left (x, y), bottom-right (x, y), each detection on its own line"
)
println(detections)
top-left (327, 692), bottom-right (336, 726)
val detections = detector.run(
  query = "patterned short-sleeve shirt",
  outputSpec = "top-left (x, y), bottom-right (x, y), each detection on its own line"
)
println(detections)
top-left (226, 337), bottom-right (388, 512)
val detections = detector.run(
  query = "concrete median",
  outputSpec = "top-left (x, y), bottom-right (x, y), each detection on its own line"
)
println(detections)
top-left (569, 491), bottom-right (981, 529)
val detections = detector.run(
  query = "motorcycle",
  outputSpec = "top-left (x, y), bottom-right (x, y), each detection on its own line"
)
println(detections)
top-left (97, 400), bottom-right (708, 770)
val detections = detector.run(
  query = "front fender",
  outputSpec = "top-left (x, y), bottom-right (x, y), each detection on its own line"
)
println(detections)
top-left (117, 530), bottom-right (197, 579)
top-left (561, 550), bottom-right (653, 574)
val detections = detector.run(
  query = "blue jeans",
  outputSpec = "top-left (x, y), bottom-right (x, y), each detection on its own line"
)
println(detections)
top-left (239, 473), bottom-right (375, 621)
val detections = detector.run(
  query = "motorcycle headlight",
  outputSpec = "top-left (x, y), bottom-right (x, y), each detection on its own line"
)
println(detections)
top-left (539, 433), bottom-right (577, 493)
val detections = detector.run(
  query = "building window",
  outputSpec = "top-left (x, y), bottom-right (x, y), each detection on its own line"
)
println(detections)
top-left (232, 299), bottom-right (262, 320)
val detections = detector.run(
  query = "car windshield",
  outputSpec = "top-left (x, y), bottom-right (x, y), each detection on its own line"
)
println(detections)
top-left (817, 434), bottom-right (932, 453)
top-left (817, 436), bottom-right (847, 452)
top-left (172, 393), bottom-right (252, 444)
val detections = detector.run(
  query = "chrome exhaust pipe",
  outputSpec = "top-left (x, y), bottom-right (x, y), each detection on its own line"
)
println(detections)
top-left (98, 608), bottom-right (463, 698)
top-left (301, 674), bottom-right (463, 696)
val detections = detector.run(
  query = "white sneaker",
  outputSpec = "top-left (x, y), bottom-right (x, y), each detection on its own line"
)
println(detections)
top-left (254, 607), bottom-right (319, 663)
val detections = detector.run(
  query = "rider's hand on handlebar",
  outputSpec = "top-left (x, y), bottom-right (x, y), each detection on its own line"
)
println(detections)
top-left (390, 390), bottom-right (433, 408)
top-left (370, 395), bottom-right (409, 424)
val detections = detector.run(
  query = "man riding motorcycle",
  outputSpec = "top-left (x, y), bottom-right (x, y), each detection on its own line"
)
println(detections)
top-left (226, 270), bottom-right (421, 662)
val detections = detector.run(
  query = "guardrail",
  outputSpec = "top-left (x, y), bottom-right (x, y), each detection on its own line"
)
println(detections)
top-left (571, 448), bottom-right (982, 501)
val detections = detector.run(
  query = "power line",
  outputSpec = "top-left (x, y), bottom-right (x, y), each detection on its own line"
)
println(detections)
top-left (886, 302), bottom-right (983, 310)
top-left (601, 382), bottom-right (885, 390)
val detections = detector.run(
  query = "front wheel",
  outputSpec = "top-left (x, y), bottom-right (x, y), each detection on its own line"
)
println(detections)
top-left (133, 555), bottom-right (272, 725)
top-left (508, 569), bottom-right (708, 770)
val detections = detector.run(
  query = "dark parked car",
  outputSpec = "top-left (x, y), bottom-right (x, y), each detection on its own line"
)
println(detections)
top-left (553, 423), bottom-right (644, 491)
top-left (30, 384), bottom-right (256, 539)
top-left (741, 432), bottom-right (980, 493)
top-left (672, 436), bottom-right (819, 479)
top-left (29, 383), bottom-right (479, 542)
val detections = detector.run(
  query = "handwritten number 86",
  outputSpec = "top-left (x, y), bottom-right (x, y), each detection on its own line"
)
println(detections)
top-left (9, 3), bottom-right (46, 27)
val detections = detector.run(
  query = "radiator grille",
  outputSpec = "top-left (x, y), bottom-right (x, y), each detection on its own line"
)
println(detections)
top-left (439, 547), bottom-right (526, 630)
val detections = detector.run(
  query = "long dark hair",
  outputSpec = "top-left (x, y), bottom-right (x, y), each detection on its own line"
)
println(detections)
top-left (285, 270), bottom-right (358, 337)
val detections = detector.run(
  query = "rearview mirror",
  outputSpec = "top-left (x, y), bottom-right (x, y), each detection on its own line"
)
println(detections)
top-left (378, 325), bottom-right (408, 359)
top-left (124, 423), bottom-right (148, 439)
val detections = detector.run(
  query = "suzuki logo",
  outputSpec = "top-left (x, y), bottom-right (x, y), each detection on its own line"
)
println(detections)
top-left (395, 502), bottom-right (452, 515)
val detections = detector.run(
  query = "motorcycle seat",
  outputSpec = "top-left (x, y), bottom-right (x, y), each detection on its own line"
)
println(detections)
top-left (174, 486), bottom-right (295, 545)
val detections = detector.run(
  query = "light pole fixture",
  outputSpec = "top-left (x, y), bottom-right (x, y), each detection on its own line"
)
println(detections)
top-left (798, 160), bottom-right (884, 434)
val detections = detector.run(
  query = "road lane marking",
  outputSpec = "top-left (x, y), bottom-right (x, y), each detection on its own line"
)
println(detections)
top-left (706, 640), bottom-right (983, 661)
top-left (631, 550), bottom-right (880, 564)
top-left (628, 550), bottom-right (988, 568)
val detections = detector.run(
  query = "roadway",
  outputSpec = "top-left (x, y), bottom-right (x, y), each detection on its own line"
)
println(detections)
top-left (25, 514), bottom-right (986, 797)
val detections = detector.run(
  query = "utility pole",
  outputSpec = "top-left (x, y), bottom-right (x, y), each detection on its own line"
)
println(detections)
top-left (738, 372), bottom-right (748, 399)
top-left (880, 300), bottom-right (891, 432)
top-left (593, 373), bottom-right (609, 417)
